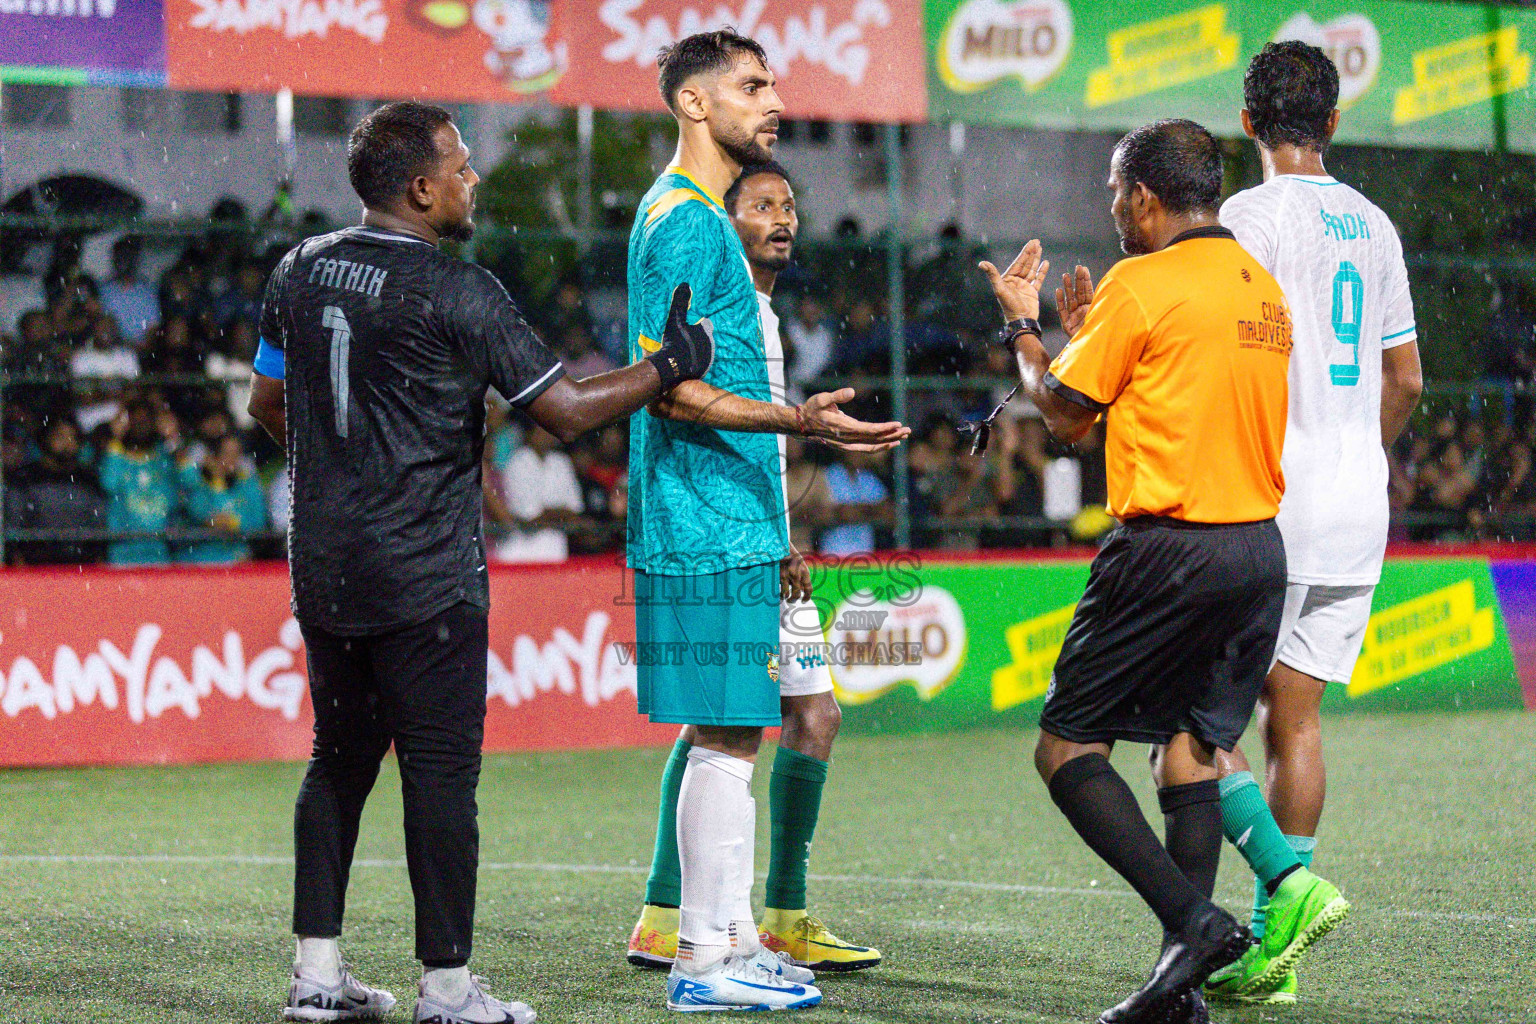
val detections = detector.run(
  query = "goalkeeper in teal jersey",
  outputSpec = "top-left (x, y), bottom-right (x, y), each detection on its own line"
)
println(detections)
top-left (623, 29), bottom-right (909, 1014)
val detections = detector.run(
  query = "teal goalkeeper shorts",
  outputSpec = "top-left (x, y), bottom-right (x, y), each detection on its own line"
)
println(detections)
top-left (634, 563), bottom-right (781, 727)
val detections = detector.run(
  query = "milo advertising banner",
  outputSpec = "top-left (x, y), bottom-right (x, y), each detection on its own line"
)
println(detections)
top-left (926, 0), bottom-right (1536, 153)
top-left (813, 555), bottom-right (1529, 737)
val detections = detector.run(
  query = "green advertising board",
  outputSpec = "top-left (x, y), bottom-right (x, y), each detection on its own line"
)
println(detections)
top-left (812, 556), bottom-right (1524, 736)
top-left (926, 0), bottom-right (1536, 152)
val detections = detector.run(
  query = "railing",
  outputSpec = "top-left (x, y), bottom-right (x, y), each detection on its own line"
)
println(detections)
top-left (3, 212), bottom-right (1528, 561)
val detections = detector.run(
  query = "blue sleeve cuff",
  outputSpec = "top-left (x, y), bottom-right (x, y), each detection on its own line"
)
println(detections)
top-left (253, 337), bottom-right (285, 379)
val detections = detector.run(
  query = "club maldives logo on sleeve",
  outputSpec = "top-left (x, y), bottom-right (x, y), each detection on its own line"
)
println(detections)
top-left (1273, 11), bottom-right (1380, 108)
top-left (1085, 3), bottom-right (1238, 108)
top-left (827, 587), bottom-right (966, 706)
top-left (1392, 25), bottom-right (1530, 125)
top-left (935, 0), bottom-right (1074, 95)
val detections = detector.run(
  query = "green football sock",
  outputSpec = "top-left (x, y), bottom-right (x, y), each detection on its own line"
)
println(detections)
top-left (765, 747), bottom-right (829, 911)
top-left (1250, 834), bottom-right (1316, 940)
top-left (643, 737), bottom-right (691, 907)
top-left (1219, 771), bottom-right (1303, 894)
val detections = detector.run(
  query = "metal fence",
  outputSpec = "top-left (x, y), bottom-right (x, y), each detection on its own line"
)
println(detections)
top-left (2, 211), bottom-right (1529, 562)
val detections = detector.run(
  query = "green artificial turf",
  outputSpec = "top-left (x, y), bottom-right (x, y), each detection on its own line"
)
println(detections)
top-left (0, 711), bottom-right (1532, 1023)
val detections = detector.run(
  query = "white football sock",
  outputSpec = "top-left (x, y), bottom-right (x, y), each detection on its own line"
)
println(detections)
top-left (728, 792), bottom-right (761, 957)
top-left (422, 965), bottom-right (471, 1004)
top-left (676, 746), bottom-right (755, 974)
top-left (295, 937), bottom-right (342, 984)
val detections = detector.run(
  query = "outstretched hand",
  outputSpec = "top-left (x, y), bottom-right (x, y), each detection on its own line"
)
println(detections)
top-left (1055, 265), bottom-right (1096, 338)
top-left (978, 239), bottom-right (1050, 323)
top-left (798, 388), bottom-right (911, 452)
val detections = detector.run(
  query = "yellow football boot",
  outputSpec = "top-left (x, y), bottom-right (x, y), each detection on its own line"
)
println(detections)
top-left (759, 909), bottom-right (882, 972)
top-left (626, 904), bottom-right (678, 970)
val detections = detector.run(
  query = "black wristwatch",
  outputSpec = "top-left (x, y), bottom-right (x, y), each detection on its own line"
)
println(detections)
top-left (999, 317), bottom-right (1043, 352)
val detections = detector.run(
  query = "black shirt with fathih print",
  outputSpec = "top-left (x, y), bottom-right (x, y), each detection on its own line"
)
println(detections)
top-left (259, 226), bottom-right (564, 635)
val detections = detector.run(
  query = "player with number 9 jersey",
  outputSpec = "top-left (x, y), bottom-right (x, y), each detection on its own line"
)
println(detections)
top-left (1221, 172), bottom-right (1416, 595)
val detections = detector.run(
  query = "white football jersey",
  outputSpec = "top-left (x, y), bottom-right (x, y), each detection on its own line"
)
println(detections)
top-left (759, 290), bottom-right (792, 530)
top-left (1221, 175), bottom-right (1416, 585)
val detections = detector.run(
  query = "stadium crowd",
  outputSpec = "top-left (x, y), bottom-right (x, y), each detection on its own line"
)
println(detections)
top-left (1, 205), bottom-right (1530, 565)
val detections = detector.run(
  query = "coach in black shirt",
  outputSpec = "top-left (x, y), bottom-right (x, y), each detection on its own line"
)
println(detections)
top-left (248, 102), bottom-right (711, 1024)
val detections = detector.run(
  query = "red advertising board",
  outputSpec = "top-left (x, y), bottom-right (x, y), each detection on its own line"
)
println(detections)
top-left (165, 0), bottom-right (568, 100)
top-left (0, 561), bottom-right (674, 768)
top-left (552, 0), bottom-right (927, 122)
top-left (162, 0), bottom-right (927, 120)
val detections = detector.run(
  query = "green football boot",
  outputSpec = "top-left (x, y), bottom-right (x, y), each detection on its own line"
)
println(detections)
top-left (1206, 947), bottom-right (1298, 1004)
top-left (1240, 868), bottom-right (1349, 995)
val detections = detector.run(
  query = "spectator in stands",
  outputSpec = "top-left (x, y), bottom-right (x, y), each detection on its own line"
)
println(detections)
top-left (1411, 436), bottom-right (1481, 539)
top-left (1481, 279), bottom-right (1536, 428)
top-left (3, 417), bottom-right (106, 565)
top-left (910, 413), bottom-right (999, 548)
top-left (489, 423), bottom-right (585, 563)
top-left (909, 223), bottom-right (997, 335)
top-left (178, 433), bottom-right (266, 564)
top-left (70, 313), bottom-right (140, 380)
top-left (557, 324), bottom-right (617, 379)
top-left (158, 264), bottom-right (211, 337)
top-left (833, 298), bottom-right (890, 373)
top-left (5, 309), bottom-right (65, 373)
top-left (575, 424), bottom-right (627, 521)
top-left (783, 435), bottom-right (833, 551)
top-left (784, 294), bottom-right (834, 396)
top-left (99, 235), bottom-right (160, 345)
top-left (99, 399), bottom-right (178, 565)
top-left (43, 262), bottom-right (100, 350)
top-left (819, 449), bottom-right (893, 556)
top-left (212, 258), bottom-right (266, 360)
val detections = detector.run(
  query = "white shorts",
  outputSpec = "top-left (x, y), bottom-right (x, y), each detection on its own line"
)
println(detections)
top-left (1272, 583), bottom-right (1375, 685)
top-left (778, 602), bottom-right (834, 698)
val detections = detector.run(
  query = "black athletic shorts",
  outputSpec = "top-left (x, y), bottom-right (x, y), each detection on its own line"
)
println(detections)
top-left (1039, 516), bottom-right (1286, 751)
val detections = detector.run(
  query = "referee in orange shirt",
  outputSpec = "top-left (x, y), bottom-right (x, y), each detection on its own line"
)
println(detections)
top-left (979, 119), bottom-right (1292, 1024)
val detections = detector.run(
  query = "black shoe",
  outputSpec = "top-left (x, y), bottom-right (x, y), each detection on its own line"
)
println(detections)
top-left (1098, 904), bottom-right (1250, 1024)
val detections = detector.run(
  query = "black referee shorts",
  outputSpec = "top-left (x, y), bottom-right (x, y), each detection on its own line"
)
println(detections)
top-left (1040, 516), bottom-right (1286, 751)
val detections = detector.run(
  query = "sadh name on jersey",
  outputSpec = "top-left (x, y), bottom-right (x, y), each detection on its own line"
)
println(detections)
top-left (1221, 175), bottom-right (1417, 586)
top-left (625, 169), bottom-right (788, 576)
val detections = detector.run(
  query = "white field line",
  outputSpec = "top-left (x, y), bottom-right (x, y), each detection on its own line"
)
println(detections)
top-left (1, 854), bottom-right (1530, 928)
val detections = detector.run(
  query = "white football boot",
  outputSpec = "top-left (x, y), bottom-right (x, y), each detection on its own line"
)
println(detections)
top-left (747, 947), bottom-right (816, 985)
top-left (666, 953), bottom-right (822, 1012)
top-left (412, 975), bottom-right (536, 1024)
top-left (283, 964), bottom-right (397, 1021)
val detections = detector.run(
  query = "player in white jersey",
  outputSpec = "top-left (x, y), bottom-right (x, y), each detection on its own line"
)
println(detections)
top-left (627, 160), bottom-right (883, 975)
top-left (1206, 41), bottom-right (1423, 1005)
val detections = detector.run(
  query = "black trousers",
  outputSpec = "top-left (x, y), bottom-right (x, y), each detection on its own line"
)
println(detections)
top-left (292, 601), bottom-right (488, 966)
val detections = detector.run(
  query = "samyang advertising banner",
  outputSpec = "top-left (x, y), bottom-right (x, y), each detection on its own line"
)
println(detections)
top-left (160, 0), bottom-right (927, 117)
top-left (550, 0), bottom-right (929, 122)
top-left (0, 552), bottom-right (1530, 768)
top-left (0, 561), bottom-right (677, 768)
top-left (1, 0), bottom-right (166, 85)
top-left (164, 0), bottom-right (566, 100)
top-left (926, 0), bottom-right (1536, 153)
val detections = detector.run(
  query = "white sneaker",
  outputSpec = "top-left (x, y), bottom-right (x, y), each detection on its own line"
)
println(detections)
top-left (666, 953), bottom-right (822, 1012)
top-left (747, 947), bottom-right (816, 985)
top-left (284, 965), bottom-right (397, 1021)
top-left (413, 975), bottom-right (536, 1024)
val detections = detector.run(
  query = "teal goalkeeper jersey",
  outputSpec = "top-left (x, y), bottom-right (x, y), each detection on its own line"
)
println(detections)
top-left (626, 167), bottom-right (788, 575)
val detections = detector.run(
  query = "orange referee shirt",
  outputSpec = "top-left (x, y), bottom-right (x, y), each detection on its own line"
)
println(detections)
top-left (1045, 226), bottom-right (1292, 524)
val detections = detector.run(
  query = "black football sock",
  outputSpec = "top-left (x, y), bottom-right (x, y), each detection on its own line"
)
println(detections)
top-left (1048, 753), bottom-right (1205, 934)
top-left (1160, 779), bottom-right (1224, 948)
top-left (1160, 780), bottom-right (1223, 899)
